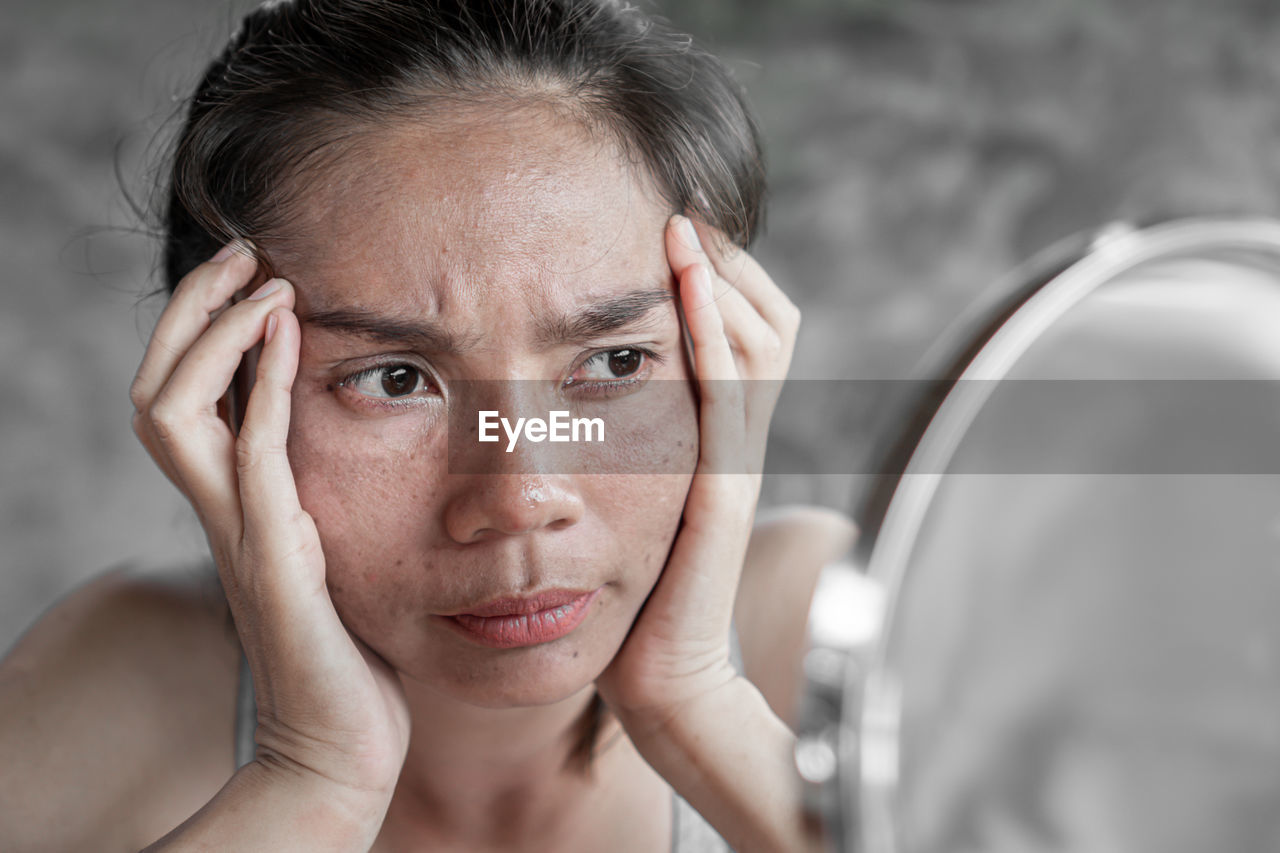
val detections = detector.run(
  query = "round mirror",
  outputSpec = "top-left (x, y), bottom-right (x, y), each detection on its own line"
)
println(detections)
top-left (799, 218), bottom-right (1280, 852)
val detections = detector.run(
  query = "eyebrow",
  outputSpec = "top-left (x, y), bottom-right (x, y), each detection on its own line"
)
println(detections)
top-left (300, 287), bottom-right (676, 353)
top-left (535, 288), bottom-right (675, 346)
top-left (300, 309), bottom-right (480, 354)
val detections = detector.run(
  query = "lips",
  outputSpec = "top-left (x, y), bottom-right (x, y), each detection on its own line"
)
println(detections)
top-left (443, 588), bottom-right (600, 649)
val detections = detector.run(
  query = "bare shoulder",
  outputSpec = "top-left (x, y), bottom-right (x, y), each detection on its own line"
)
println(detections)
top-left (735, 504), bottom-right (858, 725)
top-left (0, 564), bottom-right (241, 851)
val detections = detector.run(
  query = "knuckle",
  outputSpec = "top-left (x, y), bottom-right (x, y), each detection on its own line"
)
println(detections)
top-left (280, 530), bottom-right (323, 565)
top-left (785, 300), bottom-right (802, 325)
top-left (128, 377), bottom-right (149, 414)
top-left (235, 428), bottom-right (284, 473)
top-left (776, 299), bottom-right (802, 330)
top-left (234, 435), bottom-right (261, 474)
top-left (737, 326), bottom-right (779, 364)
top-left (141, 328), bottom-right (192, 370)
top-left (147, 400), bottom-right (185, 445)
top-left (755, 325), bottom-right (781, 353)
top-left (130, 409), bottom-right (150, 441)
top-left (151, 332), bottom-right (186, 360)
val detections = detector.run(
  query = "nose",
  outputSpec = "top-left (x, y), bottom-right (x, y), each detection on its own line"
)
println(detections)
top-left (444, 380), bottom-right (585, 542)
top-left (443, 473), bottom-right (584, 543)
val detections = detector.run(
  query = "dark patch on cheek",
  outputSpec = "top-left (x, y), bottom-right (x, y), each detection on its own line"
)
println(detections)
top-left (324, 383), bottom-right (335, 392)
top-left (573, 650), bottom-right (579, 659)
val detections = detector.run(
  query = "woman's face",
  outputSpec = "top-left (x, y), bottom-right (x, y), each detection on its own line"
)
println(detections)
top-left (273, 105), bottom-right (699, 708)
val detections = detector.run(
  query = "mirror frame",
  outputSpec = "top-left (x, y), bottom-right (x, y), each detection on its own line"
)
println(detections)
top-left (795, 216), bottom-right (1280, 853)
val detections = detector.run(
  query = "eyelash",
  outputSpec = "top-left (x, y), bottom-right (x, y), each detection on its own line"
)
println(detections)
top-left (334, 346), bottom-right (664, 409)
top-left (564, 346), bottom-right (663, 398)
top-left (337, 362), bottom-right (439, 408)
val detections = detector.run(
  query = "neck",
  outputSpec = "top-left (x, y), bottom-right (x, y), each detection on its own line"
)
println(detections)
top-left (385, 679), bottom-right (624, 845)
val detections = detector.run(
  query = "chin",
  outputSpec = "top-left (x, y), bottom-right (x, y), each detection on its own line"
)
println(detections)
top-left (362, 605), bottom-right (628, 710)
top-left (426, 633), bottom-right (617, 709)
top-left (333, 572), bottom-right (652, 710)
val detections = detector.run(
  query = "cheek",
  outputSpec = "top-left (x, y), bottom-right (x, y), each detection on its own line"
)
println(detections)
top-left (573, 357), bottom-right (701, 476)
top-left (578, 366), bottom-right (701, 592)
top-left (614, 474), bottom-right (693, 581)
top-left (285, 396), bottom-right (447, 600)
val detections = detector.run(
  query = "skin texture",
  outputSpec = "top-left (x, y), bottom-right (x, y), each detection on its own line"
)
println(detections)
top-left (0, 100), bottom-right (857, 852)
top-left (276, 107), bottom-right (699, 711)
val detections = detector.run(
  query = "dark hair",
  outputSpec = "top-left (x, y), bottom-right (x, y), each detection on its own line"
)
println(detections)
top-left (161, 0), bottom-right (766, 291)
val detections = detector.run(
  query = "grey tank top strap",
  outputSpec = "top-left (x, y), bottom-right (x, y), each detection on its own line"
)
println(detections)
top-left (232, 622), bottom-right (745, 851)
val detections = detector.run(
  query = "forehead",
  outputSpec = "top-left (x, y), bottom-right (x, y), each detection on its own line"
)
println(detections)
top-left (274, 105), bottom-right (675, 320)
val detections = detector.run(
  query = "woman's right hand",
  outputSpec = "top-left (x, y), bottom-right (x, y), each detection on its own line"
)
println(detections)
top-left (129, 244), bottom-right (410, 838)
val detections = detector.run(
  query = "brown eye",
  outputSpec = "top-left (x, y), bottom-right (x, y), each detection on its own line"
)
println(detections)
top-left (606, 349), bottom-right (643, 378)
top-left (340, 363), bottom-right (433, 401)
top-left (380, 365), bottom-right (419, 397)
top-left (566, 347), bottom-right (658, 398)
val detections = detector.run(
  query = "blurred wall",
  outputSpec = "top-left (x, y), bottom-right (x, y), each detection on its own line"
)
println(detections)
top-left (5, 0), bottom-right (1280, 653)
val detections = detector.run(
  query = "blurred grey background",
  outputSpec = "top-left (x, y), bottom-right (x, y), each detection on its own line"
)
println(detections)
top-left (6, 0), bottom-right (1280, 655)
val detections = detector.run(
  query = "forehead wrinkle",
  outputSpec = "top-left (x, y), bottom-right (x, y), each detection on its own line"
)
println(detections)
top-left (272, 106), bottom-right (680, 355)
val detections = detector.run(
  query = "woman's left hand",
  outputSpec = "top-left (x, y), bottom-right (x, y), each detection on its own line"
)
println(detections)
top-left (596, 214), bottom-right (800, 726)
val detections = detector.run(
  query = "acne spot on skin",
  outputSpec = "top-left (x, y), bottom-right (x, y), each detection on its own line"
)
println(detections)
top-left (273, 109), bottom-right (698, 706)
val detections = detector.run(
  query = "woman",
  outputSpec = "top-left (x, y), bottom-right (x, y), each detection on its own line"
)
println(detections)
top-left (0, 1), bottom-right (855, 849)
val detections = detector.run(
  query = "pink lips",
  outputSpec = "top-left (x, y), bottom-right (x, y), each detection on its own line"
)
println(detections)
top-left (444, 589), bottom-right (600, 649)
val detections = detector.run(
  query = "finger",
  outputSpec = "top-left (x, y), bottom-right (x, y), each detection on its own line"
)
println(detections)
top-left (131, 244), bottom-right (259, 506)
top-left (706, 283), bottom-right (776, 362)
top-left (666, 216), bottom-right (789, 376)
top-left (678, 260), bottom-right (746, 478)
top-left (665, 214), bottom-right (709, 280)
top-left (638, 262), bottom-right (753, 647)
top-left (666, 214), bottom-right (755, 345)
top-left (689, 218), bottom-right (801, 337)
top-left (148, 279), bottom-right (295, 520)
top-left (130, 242), bottom-right (260, 414)
top-left (231, 310), bottom-right (368, 713)
top-left (236, 308), bottom-right (321, 587)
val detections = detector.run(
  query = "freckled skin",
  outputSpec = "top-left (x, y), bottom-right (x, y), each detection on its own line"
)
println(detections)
top-left (277, 105), bottom-right (699, 709)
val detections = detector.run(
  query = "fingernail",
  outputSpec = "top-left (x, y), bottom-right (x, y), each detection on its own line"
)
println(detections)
top-left (265, 312), bottom-right (279, 344)
top-left (680, 217), bottom-right (703, 253)
top-left (211, 242), bottom-right (237, 263)
top-left (248, 278), bottom-right (284, 301)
